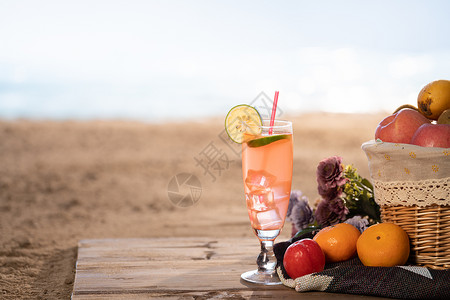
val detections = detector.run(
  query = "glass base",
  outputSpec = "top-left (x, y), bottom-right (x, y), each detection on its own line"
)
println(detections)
top-left (241, 228), bottom-right (282, 285)
top-left (241, 269), bottom-right (282, 285)
top-left (254, 228), bottom-right (280, 240)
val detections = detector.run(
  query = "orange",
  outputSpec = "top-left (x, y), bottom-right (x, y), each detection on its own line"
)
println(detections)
top-left (357, 222), bottom-right (410, 267)
top-left (313, 223), bottom-right (361, 263)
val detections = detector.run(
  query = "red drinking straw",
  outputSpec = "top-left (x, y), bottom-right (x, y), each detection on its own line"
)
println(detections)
top-left (268, 91), bottom-right (279, 135)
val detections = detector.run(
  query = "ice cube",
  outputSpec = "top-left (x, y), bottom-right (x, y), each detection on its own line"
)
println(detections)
top-left (245, 169), bottom-right (277, 193)
top-left (246, 191), bottom-right (275, 212)
top-left (250, 208), bottom-right (283, 230)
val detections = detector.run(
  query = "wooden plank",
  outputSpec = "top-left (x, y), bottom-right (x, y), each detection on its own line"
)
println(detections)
top-left (72, 237), bottom-right (388, 299)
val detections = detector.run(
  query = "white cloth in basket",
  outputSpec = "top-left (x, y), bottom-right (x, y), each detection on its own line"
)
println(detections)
top-left (361, 140), bottom-right (449, 207)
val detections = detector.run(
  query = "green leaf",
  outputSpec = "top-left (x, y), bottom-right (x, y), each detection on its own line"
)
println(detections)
top-left (361, 178), bottom-right (373, 190)
top-left (292, 226), bottom-right (321, 239)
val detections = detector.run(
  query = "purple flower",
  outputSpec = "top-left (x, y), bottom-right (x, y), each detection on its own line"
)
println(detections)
top-left (287, 190), bottom-right (305, 219)
top-left (316, 156), bottom-right (347, 199)
top-left (315, 196), bottom-right (349, 227)
top-left (345, 215), bottom-right (369, 233)
top-left (287, 190), bottom-right (314, 233)
top-left (318, 184), bottom-right (342, 200)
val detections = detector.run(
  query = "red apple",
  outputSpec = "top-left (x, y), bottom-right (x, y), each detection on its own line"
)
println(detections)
top-left (374, 114), bottom-right (395, 140)
top-left (375, 108), bottom-right (431, 144)
top-left (410, 123), bottom-right (450, 148)
top-left (283, 238), bottom-right (325, 279)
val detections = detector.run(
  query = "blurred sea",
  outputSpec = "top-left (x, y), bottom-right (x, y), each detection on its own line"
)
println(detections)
top-left (0, 86), bottom-right (381, 123)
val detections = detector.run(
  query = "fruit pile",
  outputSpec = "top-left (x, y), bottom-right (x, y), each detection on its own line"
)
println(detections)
top-left (282, 222), bottom-right (410, 279)
top-left (375, 80), bottom-right (450, 148)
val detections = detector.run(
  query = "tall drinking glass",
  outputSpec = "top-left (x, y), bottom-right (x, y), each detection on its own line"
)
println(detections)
top-left (241, 120), bottom-right (293, 285)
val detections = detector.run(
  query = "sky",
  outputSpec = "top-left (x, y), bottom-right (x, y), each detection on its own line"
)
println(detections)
top-left (1, 0), bottom-right (450, 121)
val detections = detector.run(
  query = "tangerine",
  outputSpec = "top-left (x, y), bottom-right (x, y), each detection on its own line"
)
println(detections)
top-left (313, 223), bottom-right (361, 263)
top-left (357, 222), bottom-right (410, 267)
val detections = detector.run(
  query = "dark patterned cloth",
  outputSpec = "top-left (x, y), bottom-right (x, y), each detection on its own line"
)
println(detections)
top-left (274, 232), bottom-right (450, 300)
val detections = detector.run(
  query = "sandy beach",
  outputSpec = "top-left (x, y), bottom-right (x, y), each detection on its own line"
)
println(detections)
top-left (0, 112), bottom-right (384, 299)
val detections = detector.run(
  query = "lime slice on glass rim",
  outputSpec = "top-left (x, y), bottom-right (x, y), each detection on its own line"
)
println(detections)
top-left (225, 104), bottom-right (262, 143)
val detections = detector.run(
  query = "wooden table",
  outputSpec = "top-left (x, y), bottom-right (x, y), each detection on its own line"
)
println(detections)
top-left (72, 237), bottom-right (389, 299)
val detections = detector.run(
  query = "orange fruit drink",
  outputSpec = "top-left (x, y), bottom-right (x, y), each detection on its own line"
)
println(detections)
top-left (242, 120), bottom-right (293, 240)
top-left (225, 104), bottom-right (293, 285)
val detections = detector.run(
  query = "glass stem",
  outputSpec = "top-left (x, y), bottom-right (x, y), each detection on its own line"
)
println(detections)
top-left (257, 239), bottom-right (277, 273)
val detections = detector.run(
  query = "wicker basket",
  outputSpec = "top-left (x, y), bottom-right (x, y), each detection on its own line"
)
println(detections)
top-left (380, 205), bottom-right (450, 269)
top-left (362, 140), bottom-right (450, 269)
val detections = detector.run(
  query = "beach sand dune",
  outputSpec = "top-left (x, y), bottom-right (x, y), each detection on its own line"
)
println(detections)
top-left (0, 113), bottom-right (383, 298)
